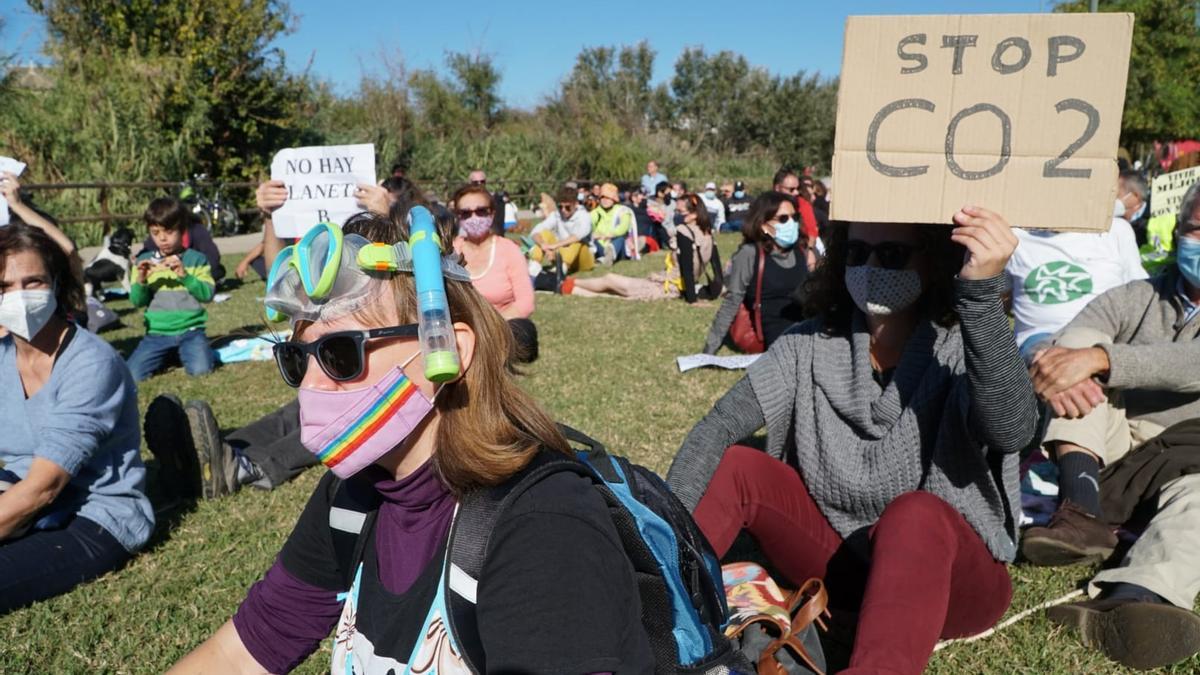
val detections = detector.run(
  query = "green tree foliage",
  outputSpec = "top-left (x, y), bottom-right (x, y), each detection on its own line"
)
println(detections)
top-left (24, 0), bottom-right (317, 179)
top-left (446, 51), bottom-right (502, 128)
top-left (663, 47), bottom-right (837, 169)
top-left (1057, 0), bottom-right (1200, 145)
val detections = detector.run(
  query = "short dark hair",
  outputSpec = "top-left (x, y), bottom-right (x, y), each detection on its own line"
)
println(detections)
top-left (1119, 170), bottom-right (1149, 201)
top-left (555, 187), bottom-right (578, 204)
top-left (772, 167), bottom-right (797, 187)
top-left (0, 222), bottom-right (86, 317)
top-left (143, 197), bottom-right (191, 232)
top-left (654, 181), bottom-right (670, 197)
top-left (381, 175), bottom-right (417, 202)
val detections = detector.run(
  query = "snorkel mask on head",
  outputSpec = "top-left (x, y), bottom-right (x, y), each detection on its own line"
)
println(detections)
top-left (264, 208), bottom-right (472, 382)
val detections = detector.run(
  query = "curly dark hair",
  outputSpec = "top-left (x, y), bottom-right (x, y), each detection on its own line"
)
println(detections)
top-left (802, 221), bottom-right (966, 335)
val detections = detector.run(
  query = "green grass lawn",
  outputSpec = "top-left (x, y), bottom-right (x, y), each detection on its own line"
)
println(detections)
top-left (2, 238), bottom-right (1197, 673)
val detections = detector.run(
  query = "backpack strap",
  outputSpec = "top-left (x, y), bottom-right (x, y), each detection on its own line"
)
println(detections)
top-left (328, 473), bottom-right (384, 590)
top-left (753, 245), bottom-right (766, 342)
top-left (445, 426), bottom-right (601, 672)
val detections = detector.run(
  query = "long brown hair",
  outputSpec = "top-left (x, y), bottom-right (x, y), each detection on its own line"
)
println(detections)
top-left (677, 193), bottom-right (713, 235)
top-left (803, 221), bottom-right (965, 335)
top-left (302, 211), bottom-right (568, 493)
top-left (741, 191), bottom-right (796, 251)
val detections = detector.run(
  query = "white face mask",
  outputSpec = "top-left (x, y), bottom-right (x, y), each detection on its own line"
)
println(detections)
top-left (0, 289), bottom-right (57, 340)
top-left (844, 265), bottom-right (922, 317)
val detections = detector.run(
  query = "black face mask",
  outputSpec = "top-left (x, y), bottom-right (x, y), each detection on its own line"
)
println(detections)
top-left (661, 194), bottom-right (672, 205)
top-left (673, 213), bottom-right (687, 225)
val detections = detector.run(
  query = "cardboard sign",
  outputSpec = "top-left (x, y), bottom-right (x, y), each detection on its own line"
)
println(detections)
top-left (1144, 166), bottom-right (1200, 252)
top-left (270, 144), bottom-right (376, 238)
top-left (0, 156), bottom-right (28, 227)
top-left (832, 13), bottom-right (1133, 232)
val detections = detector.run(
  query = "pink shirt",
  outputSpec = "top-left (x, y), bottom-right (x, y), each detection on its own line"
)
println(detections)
top-left (453, 235), bottom-right (535, 319)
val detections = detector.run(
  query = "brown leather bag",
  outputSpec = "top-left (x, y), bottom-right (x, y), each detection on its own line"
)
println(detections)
top-left (725, 576), bottom-right (831, 675)
top-left (729, 245), bottom-right (766, 353)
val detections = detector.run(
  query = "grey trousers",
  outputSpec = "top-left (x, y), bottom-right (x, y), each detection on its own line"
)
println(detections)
top-left (1090, 473), bottom-right (1200, 609)
top-left (225, 398), bottom-right (316, 489)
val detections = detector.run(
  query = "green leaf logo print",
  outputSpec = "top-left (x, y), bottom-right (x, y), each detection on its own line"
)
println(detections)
top-left (1024, 262), bottom-right (1093, 305)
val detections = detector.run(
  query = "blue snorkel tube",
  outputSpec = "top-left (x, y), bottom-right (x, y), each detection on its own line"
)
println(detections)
top-left (407, 206), bottom-right (461, 382)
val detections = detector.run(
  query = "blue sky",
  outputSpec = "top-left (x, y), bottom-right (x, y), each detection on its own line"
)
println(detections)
top-left (3, 0), bottom-right (1050, 108)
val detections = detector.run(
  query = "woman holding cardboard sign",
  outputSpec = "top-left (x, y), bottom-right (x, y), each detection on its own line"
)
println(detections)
top-left (668, 207), bottom-right (1039, 673)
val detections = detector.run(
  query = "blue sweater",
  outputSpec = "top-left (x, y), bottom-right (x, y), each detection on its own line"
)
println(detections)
top-left (0, 328), bottom-right (153, 552)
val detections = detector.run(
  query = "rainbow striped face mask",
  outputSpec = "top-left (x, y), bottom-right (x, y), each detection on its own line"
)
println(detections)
top-left (297, 353), bottom-right (435, 478)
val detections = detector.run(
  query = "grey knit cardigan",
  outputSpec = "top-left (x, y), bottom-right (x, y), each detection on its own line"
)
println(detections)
top-left (667, 275), bottom-right (1041, 562)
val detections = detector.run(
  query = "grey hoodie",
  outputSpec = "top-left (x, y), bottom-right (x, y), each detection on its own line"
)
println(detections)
top-left (1053, 268), bottom-right (1200, 430)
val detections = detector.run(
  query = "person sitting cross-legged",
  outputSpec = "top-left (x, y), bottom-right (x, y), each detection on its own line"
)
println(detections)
top-left (1023, 181), bottom-right (1200, 671)
top-left (527, 187), bottom-right (594, 277)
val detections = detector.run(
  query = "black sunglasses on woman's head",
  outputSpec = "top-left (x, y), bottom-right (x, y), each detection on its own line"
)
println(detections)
top-left (273, 324), bottom-right (420, 388)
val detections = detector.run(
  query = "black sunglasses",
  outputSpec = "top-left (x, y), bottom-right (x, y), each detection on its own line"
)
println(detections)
top-left (768, 214), bottom-right (796, 225)
top-left (845, 240), bottom-right (920, 270)
top-left (455, 206), bottom-right (494, 219)
top-left (470, 179), bottom-right (487, 186)
top-left (273, 324), bottom-right (420, 388)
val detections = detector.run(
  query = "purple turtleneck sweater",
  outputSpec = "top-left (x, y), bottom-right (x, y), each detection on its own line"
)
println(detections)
top-left (233, 460), bottom-right (456, 672)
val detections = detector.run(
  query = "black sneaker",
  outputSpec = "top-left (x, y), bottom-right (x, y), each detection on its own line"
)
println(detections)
top-left (185, 400), bottom-right (238, 499)
top-left (144, 394), bottom-right (202, 501)
top-left (1047, 597), bottom-right (1200, 670)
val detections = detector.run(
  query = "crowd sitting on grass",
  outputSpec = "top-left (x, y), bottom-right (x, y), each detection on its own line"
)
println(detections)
top-left (3, 158), bottom-right (1200, 673)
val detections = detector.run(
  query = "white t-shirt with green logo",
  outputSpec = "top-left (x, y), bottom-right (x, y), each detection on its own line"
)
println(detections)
top-left (1006, 217), bottom-right (1147, 348)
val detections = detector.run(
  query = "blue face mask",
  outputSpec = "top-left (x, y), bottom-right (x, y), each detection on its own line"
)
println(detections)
top-left (734, 190), bottom-right (745, 199)
top-left (1177, 236), bottom-right (1200, 288)
top-left (705, 190), bottom-right (716, 200)
top-left (772, 218), bottom-right (800, 249)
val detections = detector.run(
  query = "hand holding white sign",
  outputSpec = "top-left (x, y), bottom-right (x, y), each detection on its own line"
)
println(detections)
top-left (0, 157), bottom-right (28, 227)
top-left (269, 144), bottom-right (376, 238)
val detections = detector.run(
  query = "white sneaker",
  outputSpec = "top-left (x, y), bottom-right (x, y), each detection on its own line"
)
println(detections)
top-left (601, 242), bottom-right (616, 266)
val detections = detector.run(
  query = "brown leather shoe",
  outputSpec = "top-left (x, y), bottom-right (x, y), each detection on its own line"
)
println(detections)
top-left (1020, 500), bottom-right (1117, 566)
top-left (1047, 597), bottom-right (1200, 670)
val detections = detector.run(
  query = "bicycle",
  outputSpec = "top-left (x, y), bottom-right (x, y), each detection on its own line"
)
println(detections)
top-left (177, 174), bottom-right (243, 237)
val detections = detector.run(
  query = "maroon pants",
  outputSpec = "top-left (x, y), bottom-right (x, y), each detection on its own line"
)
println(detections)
top-left (695, 445), bottom-right (1012, 675)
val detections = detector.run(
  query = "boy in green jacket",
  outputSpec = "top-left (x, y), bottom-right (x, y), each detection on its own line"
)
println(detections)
top-left (125, 198), bottom-right (215, 381)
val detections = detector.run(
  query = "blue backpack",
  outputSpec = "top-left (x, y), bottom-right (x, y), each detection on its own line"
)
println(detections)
top-left (330, 425), bottom-right (750, 674)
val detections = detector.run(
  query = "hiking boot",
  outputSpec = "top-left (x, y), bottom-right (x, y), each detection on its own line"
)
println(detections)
top-left (1020, 500), bottom-right (1117, 566)
top-left (144, 394), bottom-right (202, 501)
top-left (185, 400), bottom-right (238, 499)
top-left (1047, 597), bottom-right (1200, 670)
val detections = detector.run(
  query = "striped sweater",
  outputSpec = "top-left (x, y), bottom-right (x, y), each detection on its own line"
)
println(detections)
top-left (667, 274), bottom-right (1041, 562)
top-left (130, 247), bottom-right (214, 335)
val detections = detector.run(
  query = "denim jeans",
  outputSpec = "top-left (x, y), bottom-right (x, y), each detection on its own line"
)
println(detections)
top-left (126, 328), bottom-right (214, 381)
top-left (0, 516), bottom-right (131, 615)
